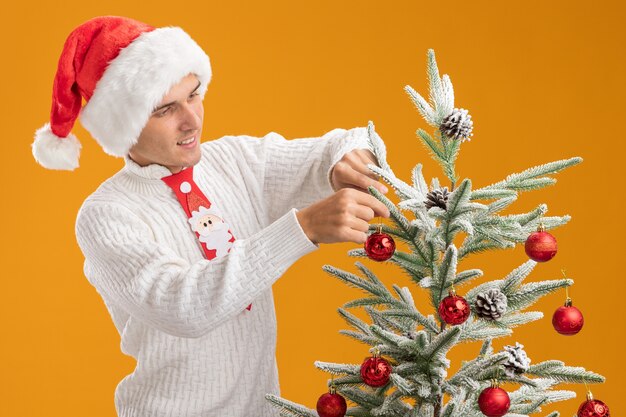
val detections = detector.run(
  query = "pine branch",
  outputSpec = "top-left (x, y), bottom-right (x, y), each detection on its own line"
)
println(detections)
top-left (366, 224), bottom-right (414, 246)
top-left (458, 239), bottom-right (514, 259)
top-left (404, 85), bottom-right (437, 126)
top-left (485, 195), bottom-right (517, 215)
top-left (470, 188), bottom-right (518, 200)
top-left (412, 163), bottom-right (430, 198)
top-left (322, 264), bottom-right (405, 310)
top-left (336, 386), bottom-right (385, 409)
top-left (430, 245), bottom-right (459, 311)
top-left (475, 157), bottom-right (582, 193)
top-left (426, 49), bottom-right (452, 123)
top-left (343, 298), bottom-right (396, 309)
top-left (368, 163), bottom-right (424, 203)
top-left (369, 317), bottom-right (407, 341)
top-left (367, 185), bottom-right (415, 235)
top-left (326, 374), bottom-right (364, 386)
top-left (453, 269), bottom-right (483, 287)
top-left (494, 311), bottom-right (544, 328)
top-left (338, 307), bottom-right (374, 336)
top-left (265, 394), bottom-right (318, 417)
top-left (459, 319), bottom-right (513, 341)
top-left (366, 121), bottom-right (393, 174)
top-left (423, 327), bottom-right (461, 360)
top-left (526, 364), bottom-right (606, 384)
top-left (338, 330), bottom-right (380, 346)
top-left (448, 352), bottom-right (509, 386)
top-left (381, 309), bottom-right (439, 334)
top-left (416, 128), bottom-right (446, 162)
top-left (500, 260), bottom-right (537, 294)
top-left (345, 406), bottom-right (377, 417)
top-left (390, 373), bottom-right (415, 395)
top-left (506, 279), bottom-right (573, 311)
top-left (314, 361), bottom-right (360, 375)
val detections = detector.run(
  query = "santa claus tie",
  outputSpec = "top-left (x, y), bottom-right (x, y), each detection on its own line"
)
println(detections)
top-left (161, 165), bottom-right (252, 312)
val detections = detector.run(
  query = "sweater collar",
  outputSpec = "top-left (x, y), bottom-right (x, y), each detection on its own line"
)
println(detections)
top-left (123, 155), bottom-right (191, 180)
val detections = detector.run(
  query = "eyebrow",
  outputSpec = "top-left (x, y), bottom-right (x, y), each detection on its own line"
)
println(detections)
top-left (152, 80), bottom-right (202, 113)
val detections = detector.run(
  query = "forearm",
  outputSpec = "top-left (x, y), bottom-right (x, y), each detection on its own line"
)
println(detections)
top-left (76, 203), bottom-right (318, 338)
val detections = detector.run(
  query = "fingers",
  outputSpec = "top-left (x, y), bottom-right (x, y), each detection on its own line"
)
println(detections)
top-left (355, 149), bottom-right (380, 168)
top-left (347, 189), bottom-right (390, 218)
top-left (343, 227), bottom-right (368, 244)
top-left (348, 150), bottom-right (380, 181)
top-left (348, 216), bottom-right (371, 234)
top-left (334, 162), bottom-right (388, 194)
top-left (352, 204), bottom-right (376, 222)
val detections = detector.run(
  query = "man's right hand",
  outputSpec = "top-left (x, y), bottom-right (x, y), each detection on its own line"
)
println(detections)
top-left (296, 188), bottom-right (391, 245)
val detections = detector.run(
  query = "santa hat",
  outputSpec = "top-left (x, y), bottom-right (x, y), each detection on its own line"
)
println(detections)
top-left (32, 16), bottom-right (212, 171)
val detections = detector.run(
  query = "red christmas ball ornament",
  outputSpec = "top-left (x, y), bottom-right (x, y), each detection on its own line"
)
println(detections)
top-left (438, 290), bottom-right (471, 325)
top-left (316, 386), bottom-right (347, 417)
top-left (577, 392), bottom-right (610, 417)
top-left (525, 222), bottom-right (557, 262)
top-left (360, 350), bottom-right (392, 387)
top-left (364, 229), bottom-right (396, 262)
top-left (478, 385), bottom-right (510, 417)
top-left (552, 300), bottom-right (584, 335)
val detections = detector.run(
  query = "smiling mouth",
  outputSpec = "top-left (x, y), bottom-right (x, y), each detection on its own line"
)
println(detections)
top-left (177, 135), bottom-right (196, 146)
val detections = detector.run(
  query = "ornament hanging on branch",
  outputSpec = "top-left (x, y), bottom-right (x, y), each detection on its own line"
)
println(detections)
top-left (360, 348), bottom-right (392, 387)
top-left (364, 223), bottom-right (396, 262)
top-left (438, 287), bottom-right (471, 325)
top-left (552, 272), bottom-right (584, 335)
top-left (478, 380), bottom-right (510, 417)
top-left (525, 222), bottom-right (558, 262)
top-left (577, 388), bottom-right (610, 417)
top-left (316, 382), bottom-right (347, 417)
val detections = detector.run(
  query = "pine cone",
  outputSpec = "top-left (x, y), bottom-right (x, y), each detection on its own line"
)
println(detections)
top-left (440, 108), bottom-right (474, 142)
top-left (503, 342), bottom-right (531, 377)
top-left (425, 187), bottom-right (449, 210)
top-left (474, 289), bottom-right (508, 320)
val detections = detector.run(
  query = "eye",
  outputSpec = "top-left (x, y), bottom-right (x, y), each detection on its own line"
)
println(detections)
top-left (156, 107), bottom-right (171, 117)
top-left (188, 92), bottom-right (199, 100)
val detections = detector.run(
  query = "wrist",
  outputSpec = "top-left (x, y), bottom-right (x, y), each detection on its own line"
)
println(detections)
top-left (295, 208), bottom-right (317, 245)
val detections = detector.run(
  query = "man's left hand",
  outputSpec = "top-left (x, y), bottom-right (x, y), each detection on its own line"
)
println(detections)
top-left (330, 149), bottom-right (389, 194)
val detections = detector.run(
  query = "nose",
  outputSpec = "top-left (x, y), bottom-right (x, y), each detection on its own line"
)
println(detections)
top-left (179, 101), bottom-right (202, 132)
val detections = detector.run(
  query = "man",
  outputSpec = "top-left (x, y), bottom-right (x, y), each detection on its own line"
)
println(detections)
top-left (32, 16), bottom-right (390, 416)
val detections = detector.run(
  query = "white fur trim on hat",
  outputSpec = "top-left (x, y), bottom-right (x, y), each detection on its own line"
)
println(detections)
top-left (32, 123), bottom-right (82, 171)
top-left (79, 26), bottom-right (211, 157)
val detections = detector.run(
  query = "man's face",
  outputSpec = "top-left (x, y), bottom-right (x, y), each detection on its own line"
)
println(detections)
top-left (128, 73), bottom-right (204, 174)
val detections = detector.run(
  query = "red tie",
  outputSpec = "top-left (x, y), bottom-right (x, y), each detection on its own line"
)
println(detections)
top-left (161, 165), bottom-right (252, 312)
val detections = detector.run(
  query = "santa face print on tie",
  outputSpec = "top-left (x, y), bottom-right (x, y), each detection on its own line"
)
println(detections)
top-left (162, 166), bottom-right (251, 311)
top-left (188, 205), bottom-right (234, 259)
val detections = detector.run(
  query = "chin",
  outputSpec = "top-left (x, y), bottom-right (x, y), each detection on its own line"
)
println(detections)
top-left (184, 150), bottom-right (202, 167)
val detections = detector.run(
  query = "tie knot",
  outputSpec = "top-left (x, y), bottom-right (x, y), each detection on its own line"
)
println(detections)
top-left (161, 166), bottom-right (210, 216)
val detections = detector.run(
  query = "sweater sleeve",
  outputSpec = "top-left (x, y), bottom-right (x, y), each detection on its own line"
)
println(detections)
top-left (226, 126), bottom-right (373, 224)
top-left (75, 202), bottom-right (319, 339)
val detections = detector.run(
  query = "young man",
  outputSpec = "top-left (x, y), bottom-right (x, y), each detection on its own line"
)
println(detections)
top-left (32, 16), bottom-right (390, 417)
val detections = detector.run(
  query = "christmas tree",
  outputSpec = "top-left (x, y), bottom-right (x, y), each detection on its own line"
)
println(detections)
top-left (266, 50), bottom-right (608, 417)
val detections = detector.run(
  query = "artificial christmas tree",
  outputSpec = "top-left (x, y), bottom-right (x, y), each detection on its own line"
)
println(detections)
top-left (266, 49), bottom-right (606, 417)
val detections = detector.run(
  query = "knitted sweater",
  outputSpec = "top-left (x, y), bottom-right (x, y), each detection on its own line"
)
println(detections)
top-left (74, 126), bottom-right (372, 417)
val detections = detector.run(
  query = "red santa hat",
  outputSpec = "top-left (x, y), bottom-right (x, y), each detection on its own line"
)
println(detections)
top-left (32, 16), bottom-right (212, 171)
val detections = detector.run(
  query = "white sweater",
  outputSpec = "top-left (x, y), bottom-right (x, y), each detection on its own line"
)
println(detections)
top-left (74, 126), bottom-right (372, 417)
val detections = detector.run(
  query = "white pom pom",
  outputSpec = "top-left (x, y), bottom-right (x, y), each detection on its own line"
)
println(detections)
top-left (32, 123), bottom-right (81, 171)
top-left (180, 181), bottom-right (192, 193)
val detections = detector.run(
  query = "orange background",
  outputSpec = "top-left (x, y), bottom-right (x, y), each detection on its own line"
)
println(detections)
top-left (2, 1), bottom-right (624, 416)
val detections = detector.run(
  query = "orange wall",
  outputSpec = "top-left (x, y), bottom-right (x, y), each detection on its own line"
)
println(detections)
top-left (2, 1), bottom-right (623, 416)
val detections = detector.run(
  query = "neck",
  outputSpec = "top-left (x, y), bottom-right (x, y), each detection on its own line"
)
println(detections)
top-left (127, 153), bottom-right (188, 174)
